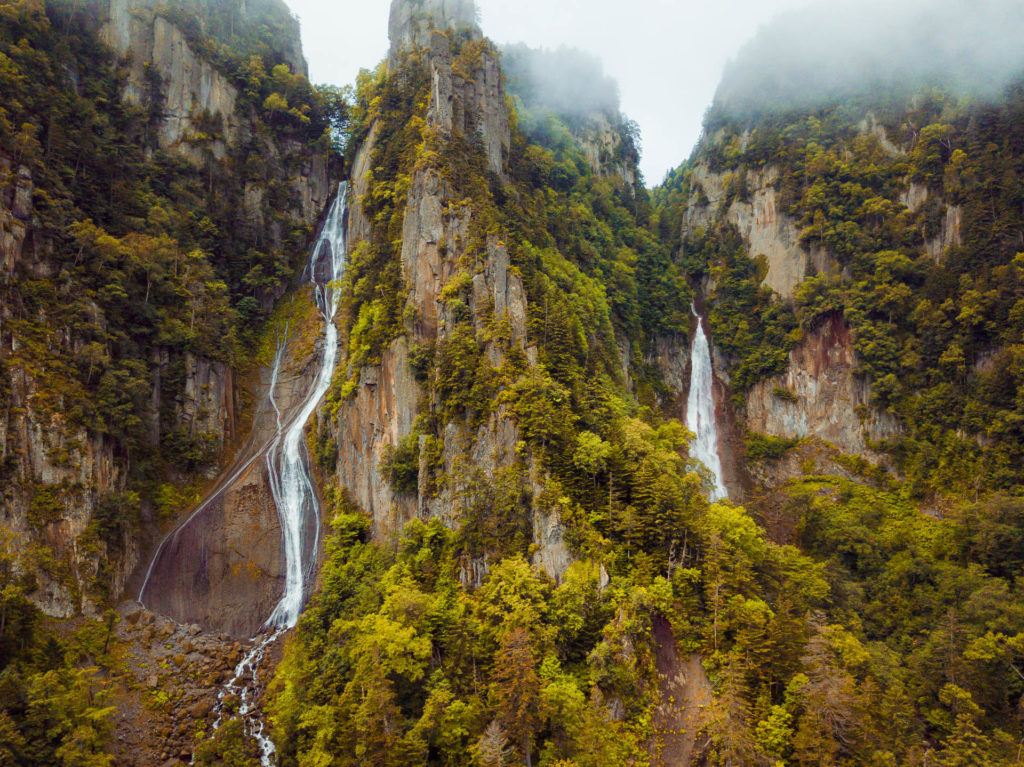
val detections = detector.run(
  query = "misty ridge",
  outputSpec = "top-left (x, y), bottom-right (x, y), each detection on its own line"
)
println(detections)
top-left (712, 0), bottom-right (1024, 120)
top-left (501, 43), bottom-right (623, 124)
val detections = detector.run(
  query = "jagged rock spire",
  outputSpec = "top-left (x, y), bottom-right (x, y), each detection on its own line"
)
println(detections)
top-left (388, 0), bottom-right (480, 60)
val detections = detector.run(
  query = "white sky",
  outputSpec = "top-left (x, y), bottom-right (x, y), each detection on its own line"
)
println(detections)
top-left (287, 0), bottom-right (812, 184)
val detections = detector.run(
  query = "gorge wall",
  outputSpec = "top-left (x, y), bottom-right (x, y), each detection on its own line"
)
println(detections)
top-left (331, 8), bottom-right (573, 581)
top-left (676, 127), bottom-right (935, 472)
top-left (0, 0), bottom-right (330, 618)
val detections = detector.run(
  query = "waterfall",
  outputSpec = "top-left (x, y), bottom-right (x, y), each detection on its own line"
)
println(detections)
top-left (189, 185), bottom-right (348, 767)
top-left (264, 182), bottom-right (347, 630)
top-left (687, 308), bottom-right (728, 501)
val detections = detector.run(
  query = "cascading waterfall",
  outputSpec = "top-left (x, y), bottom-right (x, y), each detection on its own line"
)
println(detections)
top-left (264, 182), bottom-right (347, 630)
top-left (209, 630), bottom-right (283, 765)
top-left (687, 307), bottom-right (728, 501)
top-left (200, 184), bottom-right (348, 766)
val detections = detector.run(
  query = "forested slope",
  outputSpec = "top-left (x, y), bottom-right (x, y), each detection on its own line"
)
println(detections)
top-left (246, 4), bottom-right (1022, 767)
top-left (0, 0), bottom-right (340, 762)
top-left (1, 0), bottom-right (1022, 765)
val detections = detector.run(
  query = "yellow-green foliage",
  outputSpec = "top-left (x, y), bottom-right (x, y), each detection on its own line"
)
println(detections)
top-left (270, 34), bottom-right (1024, 767)
top-left (250, 285), bottom-right (320, 369)
top-left (0, 540), bottom-right (120, 766)
top-left (668, 86), bottom-right (1024, 496)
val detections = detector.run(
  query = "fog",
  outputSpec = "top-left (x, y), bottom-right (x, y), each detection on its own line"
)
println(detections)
top-left (714, 0), bottom-right (1024, 119)
top-left (286, 0), bottom-right (810, 183)
top-left (284, 0), bottom-right (1024, 184)
top-left (501, 45), bottom-right (622, 122)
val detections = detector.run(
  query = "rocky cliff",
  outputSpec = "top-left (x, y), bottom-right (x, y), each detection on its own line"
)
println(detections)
top-left (745, 312), bottom-right (901, 456)
top-left (0, 0), bottom-right (331, 618)
top-left (102, 0), bottom-right (240, 160)
top-left (322, 0), bottom-right (671, 586)
top-left (388, 0), bottom-right (479, 62)
top-left (674, 122), bottom-right (977, 470)
top-left (685, 160), bottom-right (839, 299)
top-left (332, 4), bottom-right (573, 579)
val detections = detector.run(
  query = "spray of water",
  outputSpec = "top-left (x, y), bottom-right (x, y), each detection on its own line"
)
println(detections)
top-left (686, 307), bottom-right (728, 501)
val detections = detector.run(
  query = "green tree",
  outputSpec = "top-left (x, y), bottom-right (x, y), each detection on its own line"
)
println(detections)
top-left (492, 627), bottom-right (541, 767)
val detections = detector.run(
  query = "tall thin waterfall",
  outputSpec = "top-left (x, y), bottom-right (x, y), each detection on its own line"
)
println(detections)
top-left (687, 308), bottom-right (728, 501)
top-left (199, 185), bottom-right (349, 767)
top-left (265, 182), bottom-right (347, 629)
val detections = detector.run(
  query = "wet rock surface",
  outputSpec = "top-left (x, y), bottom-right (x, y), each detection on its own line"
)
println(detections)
top-left (140, 466), bottom-right (285, 638)
top-left (140, 323), bottom-right (321, 638)
top-left (112, 604), bottom-right (279, 767)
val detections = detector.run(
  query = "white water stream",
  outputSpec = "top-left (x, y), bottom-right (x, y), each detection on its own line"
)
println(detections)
top-left (189, 184), bottom-right (348, 766)
top-left (686, 307), bottom-right (728, 501)
top-left (264, 182), bottom-right (347, 630)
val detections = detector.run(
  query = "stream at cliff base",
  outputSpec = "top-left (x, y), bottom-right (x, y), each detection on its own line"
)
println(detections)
top-left (186, 184), bottom-right (348, 766)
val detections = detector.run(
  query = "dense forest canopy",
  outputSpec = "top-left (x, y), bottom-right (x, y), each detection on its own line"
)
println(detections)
top-left (1, 0), bottom-right (1023, 765)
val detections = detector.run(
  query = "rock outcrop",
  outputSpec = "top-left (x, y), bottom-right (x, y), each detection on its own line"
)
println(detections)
top-left (426, 31), bottom-right (510, 178)
top-left (101, 1), bottom-right (240, 161)
top-left (686, 162), bottom-right (839, 299)
top-left (0, 158), bottom-right (31, 276)
top-left (333, 337), bottom-right (419, 534)
top-left (140, 462), bottom-right (284, 637)
top-left (575, 113), bottom-right (639, 188)
top-left (389, 0), bottom-right (479, 61)
top-left (97, 0), bottom-right (329, 219)
top-left (329, 0), bottom-right (571, 580)
top-left (926, 204), bottom-right (963, 260)
top-left (745, 313), bottom-right (901, 456)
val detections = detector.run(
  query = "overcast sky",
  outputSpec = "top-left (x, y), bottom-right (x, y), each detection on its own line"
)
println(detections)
top-left (287, 0), bottom-right (812, 184)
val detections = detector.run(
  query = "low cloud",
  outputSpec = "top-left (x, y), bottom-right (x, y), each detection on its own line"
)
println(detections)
top-left (713, 0), bottom-right (1024, 119)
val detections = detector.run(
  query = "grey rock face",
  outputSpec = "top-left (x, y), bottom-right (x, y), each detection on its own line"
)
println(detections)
top-left (388, 0), bottom-right (480, 60)
top-left (425, 31), bottom-right (510, 179)
top-left (101, 0), bottom-right (240, 163)
top-left (0, 158), bottom-right (32, 276)
top-left (686, 161), bottom-right (840, 299)
top-left (575, 114), bottom-right (638, 188)
top-left (745, 313), bottom-right (902, 456)
top-left (387, 0), bottom-right (508, 179)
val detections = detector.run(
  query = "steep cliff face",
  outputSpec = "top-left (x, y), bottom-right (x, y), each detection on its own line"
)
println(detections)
top-left (332, 6), bottom-right (570, 576)
top-left (685, 160), bottom-right (839, 298)
top-left (745, 312), bottom-right (901, 456)
top-left (388, 0), bottom-right (479, 61)
top-left (0, 151), bottom-right (139, 616)
top-left (139, 339), bottom-right (319, 636)
top-left (97, 0), bottom-right (328, 214)
top-left (0, 158), bottom-right (31, 277)
top-left (327, 0), bottom-right (651, 581)
top-left (101, 1), bottom-right (240, 160)
top-left (0, 0), bottom-right (331, 617)
top-left (574, 113), bottom-right (639, 188)
top-left (674, 121), bottom-right (977, 468)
